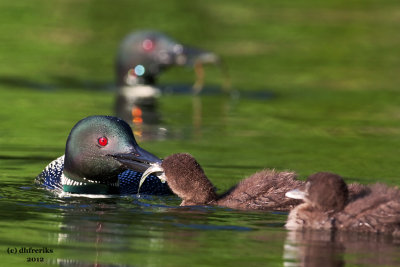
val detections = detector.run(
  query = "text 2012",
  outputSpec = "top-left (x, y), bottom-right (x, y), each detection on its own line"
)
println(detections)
top-left (27, 257), bottom-right (44, 262)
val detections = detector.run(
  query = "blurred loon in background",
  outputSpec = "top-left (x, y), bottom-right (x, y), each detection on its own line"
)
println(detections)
top-left (115, 30), bottom-right (220, 125)
top-left (116, 30), bottom-right (219, 88)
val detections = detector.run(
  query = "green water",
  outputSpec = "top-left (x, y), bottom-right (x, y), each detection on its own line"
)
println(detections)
top-left (2, 0), bottom-right (400, 266)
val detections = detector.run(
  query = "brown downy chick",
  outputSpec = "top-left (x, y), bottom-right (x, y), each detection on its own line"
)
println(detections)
top-left (141, 153), bottom-right (302, 211)
top-left (286, 172), bottom-right (400, 236)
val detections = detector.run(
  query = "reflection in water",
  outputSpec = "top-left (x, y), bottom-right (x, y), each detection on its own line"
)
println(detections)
top-left (114, 30), bottom-right (224, 140)
top-left (114, 30), bottom-right (232, 141)
top-left (49, 198), bottom-right (279, 266)
top-left (55, 201), bottom-right (127, 266)
top-left (115, 84), bottom-right (167, 141)
top-left (50, 199), bottom-right (241, 266)
top-left (192, 61), bottom-right (232, 94)
top-left (115, 83), bottom-right (237, 141)
top-left (191, 91), bottom-right (236, 140)
top-left (4, 179), bottom-right (400, 267)
top-left (192, 96), bottom-right (202, 139)
top-left (283, 230), bottom-right (345, 267)
top-left (284, 229), bottom-right (400, 267)
top-left (51, 198), bottom-right (171, 267)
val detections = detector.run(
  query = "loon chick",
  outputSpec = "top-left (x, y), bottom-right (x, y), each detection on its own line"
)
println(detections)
top-left (140, 153), bottom-right (302, 211)
top-left (285, 172), bottom-right (400, 236)
top-left (36, 116), bottom-right (171, 195)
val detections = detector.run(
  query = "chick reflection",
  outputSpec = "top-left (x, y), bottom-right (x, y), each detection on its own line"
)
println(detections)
top-left (284, 229), bottom-right (400, 267)
top-left (283, 230), bottom-right (345, 267)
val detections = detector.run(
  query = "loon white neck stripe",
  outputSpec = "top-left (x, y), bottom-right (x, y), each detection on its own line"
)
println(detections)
top-left (61, 174), bottom-right (119, 187)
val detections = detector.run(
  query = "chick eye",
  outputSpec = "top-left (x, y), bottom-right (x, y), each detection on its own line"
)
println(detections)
top-left (98, 137), bottom-right (108, 146)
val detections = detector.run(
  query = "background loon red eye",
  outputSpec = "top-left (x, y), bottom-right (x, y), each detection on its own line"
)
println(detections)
top-left (142, 39), bottom-right (154, 51)
top-left (98, 137), bottom-right (108, 146)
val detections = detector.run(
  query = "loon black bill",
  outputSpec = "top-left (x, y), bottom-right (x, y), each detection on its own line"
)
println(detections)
top-left (178, 45), bottom-right (219, 66)
top-left (111, 146), bottom-right (161, 172)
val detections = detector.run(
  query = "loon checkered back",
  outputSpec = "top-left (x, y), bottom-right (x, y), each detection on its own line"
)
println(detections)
top-left (36, 156), bottom-right (171, 195)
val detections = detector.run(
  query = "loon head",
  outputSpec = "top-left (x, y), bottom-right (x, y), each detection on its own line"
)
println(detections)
top-left (63, 115), bottom-right (161, 185)
top-left (116, 30), bottom-right (219, 86)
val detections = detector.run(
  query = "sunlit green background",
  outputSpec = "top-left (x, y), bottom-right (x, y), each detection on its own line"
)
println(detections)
top-left (1, 0), bottom-right (400, 266)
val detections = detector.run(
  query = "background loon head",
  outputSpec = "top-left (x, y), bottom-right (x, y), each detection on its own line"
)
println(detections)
top-left (63, 115), bottom-right (161, 184)
top-left (115, 30), bottom-right (219, 86)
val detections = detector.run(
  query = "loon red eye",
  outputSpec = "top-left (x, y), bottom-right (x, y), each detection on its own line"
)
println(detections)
top-left (98, 137), bottom-right (108, 146)
top-left (142, 39), bottom-right (154, 51)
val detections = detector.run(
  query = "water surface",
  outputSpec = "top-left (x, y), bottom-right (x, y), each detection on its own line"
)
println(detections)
top-left (1, 86), bottom-right (400, 266)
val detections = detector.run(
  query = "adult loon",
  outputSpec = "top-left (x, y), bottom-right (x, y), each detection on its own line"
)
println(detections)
top-left (36, 115), bottom-right (171, 195)
top-left (116, 30), bottom-right (219, 88)
top-left (115, 30), bottom-right (220, 124)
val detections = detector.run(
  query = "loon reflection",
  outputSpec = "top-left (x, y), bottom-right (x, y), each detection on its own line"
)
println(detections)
top-left (50, 198), bottom-right (171, 267)
top-left (115, 30), bottom-right (229, 138)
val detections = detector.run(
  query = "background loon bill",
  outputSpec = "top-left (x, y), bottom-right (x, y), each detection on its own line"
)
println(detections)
top-left (178, 45), bottom-right (220, 66)
top-left (111, 146), bottom-right (161, 172)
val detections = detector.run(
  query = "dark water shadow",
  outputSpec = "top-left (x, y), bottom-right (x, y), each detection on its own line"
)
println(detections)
top-left (0, 154), bottom-right (58, 162)
top-left (0, 75), bottom-right (114, 91)
top-left (160, 83), bottom-right (274, 100)
top-left (0, 76), bottom-right (56, 91)
top-left (0, 75), bottom-right (275, 101)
